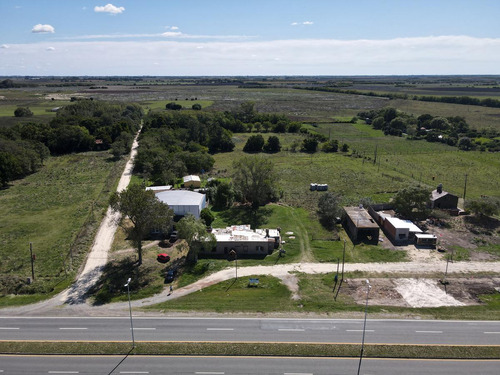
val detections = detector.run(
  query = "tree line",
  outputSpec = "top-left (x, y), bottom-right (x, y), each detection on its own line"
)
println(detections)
top-left (358, 107), bottom-right (500, 151)
top-left (0, 100), bottom-right (142, 187)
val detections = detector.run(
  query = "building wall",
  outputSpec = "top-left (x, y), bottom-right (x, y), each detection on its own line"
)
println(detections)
top-left (204, 240), bottom-right (274, 257)
top-left (383, 220), bottom-right (409, 244)
top-left (433, 194), bottom-right (459, 209)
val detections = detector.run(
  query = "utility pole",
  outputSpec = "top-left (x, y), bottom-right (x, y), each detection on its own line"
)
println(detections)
top-left (357, 280), bottom-right (371, 375)
top-left (334, 240), bottom-right (347, 301)
top-left (29, 242), bottom-right (35, 281)
top-left (124, 278), bottom-right (135, 348)
top-left (463, 173), bottom-right (468, 200)
top-left (373, 144), bottom-right (378, 165)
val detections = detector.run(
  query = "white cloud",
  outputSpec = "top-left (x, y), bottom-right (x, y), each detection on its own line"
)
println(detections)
top-left (170, 26), bottom-right (179, 30)
top-left (46, 47), bottom-right (55, 51)
top-left (2, 36), bottom-right (499, 76)
top-left (1, 44), bottom-right (9, 49)
top-left (32, 24), bottom-right (55, 33)
top-left (94, 4), bottom-right (125, 14)
top-left (292, 21), bottom-right (314, 26)
top-left (291, 22), bottom-right (299, 26)
top-left (303, 21), bottom-right (314, 25)
top-left (162, 31), bottom-right (183, 37)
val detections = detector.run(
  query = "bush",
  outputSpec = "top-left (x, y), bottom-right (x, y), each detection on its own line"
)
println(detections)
top-left (14, 107), bottom-right (33, 117)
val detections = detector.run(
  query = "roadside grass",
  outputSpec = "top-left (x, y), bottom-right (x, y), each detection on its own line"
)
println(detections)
top-left (0, 151), bottom-right (126, 307)
top-left (147, 275), bottom-right (296, 313)
top-left (146, 271), bottom-right (500, 321)
top-left (312, 239), bottom-right (407, 263)
top-left (0, 341), bottom-right (498, 359)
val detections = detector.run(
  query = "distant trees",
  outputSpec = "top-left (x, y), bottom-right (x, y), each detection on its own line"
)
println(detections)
top-left (14, 107), bottom-right (33, 117)
top-left (392, 185), bottom-right (431, 221)
top-left (206, 179), bottom-right (235, 210)
top-left (321, 139), bottom-right (339, 153)
top-left (301, 137), bottom-right (318, 153)
top-left (232, 156), bottom-right (280, 209)
top-left (165, 102), bottom-right (182, 110)
top-left (109, 184), bottom-right (173, 266)
top-left (191, 103), bottom-right (202, 110)
top-left (317, 192), bottom-right (342, 230)
top-left (263, 135), bottom-right (281, 153)
top-left (243, 134), bottom-right (265, 153)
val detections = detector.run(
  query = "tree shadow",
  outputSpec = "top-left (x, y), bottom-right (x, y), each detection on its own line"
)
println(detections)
top-left (464, 215), bottom-right (500, 231)
top-left (217, 206), bottom-right (272, 228)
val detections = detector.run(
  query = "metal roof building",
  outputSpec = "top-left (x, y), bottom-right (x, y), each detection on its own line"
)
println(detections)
top-left (155, 190), bottom-right (206, 219)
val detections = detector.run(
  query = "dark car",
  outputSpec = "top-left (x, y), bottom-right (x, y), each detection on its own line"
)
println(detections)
top-left (157, 253), bottom-right (170, 263)
top-left (165, 268), bottom-right (177, 283)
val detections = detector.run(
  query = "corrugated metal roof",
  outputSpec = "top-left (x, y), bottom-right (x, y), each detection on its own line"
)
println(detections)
top-left (155, 190), bottom-right (205, 206)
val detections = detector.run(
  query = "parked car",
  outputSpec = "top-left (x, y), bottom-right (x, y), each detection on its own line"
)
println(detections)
top-left (157, 253), bottom-right (170, 263)
top-left (165, 268), bottom-right (177, 283)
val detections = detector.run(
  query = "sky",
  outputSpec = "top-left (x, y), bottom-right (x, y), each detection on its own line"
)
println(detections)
top-left (1, 0), bottom-right (500, 76)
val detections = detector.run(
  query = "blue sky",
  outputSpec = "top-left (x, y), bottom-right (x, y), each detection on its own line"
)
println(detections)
top-left (1, 0), bottom-right (500, 76)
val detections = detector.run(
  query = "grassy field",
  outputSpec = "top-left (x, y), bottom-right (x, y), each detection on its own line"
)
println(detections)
top-left (0, 151), bottom-right (125, 306)
top-left (146, 272), bottom-right (500, 321)
top-left (213, 129), bottom-right (499, 211)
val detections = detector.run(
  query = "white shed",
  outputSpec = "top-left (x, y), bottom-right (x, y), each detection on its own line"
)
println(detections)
top-left (155, 190), bottom-right (206, 219)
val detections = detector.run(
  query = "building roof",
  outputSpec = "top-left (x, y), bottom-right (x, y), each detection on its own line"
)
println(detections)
top-left (344, 206), bottom-right (379, 229)
top-left (431, 189), bottom-right (457, 201)
top-left (212, 225), bottom-right (278, 243)
top-left (155, 190), bottom-right (205, 206)
top-left (146, 185), bottom-right (172, 192)
top-left (183, 175), bottom-right (201, 183)
top-left (415, 233), bottom-right (437, 239)
top-left (386, 217), bottom-right (422, 233)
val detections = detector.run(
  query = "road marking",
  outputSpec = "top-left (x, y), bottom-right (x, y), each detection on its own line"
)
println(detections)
top-left (59, 328), bottom-right (87, 330)
top-left (133, 328), bottom-right (156, 330)
top-left (346, 330), bottom-right (374, 332)
top-left (48, 372), bottom-right (79, 374)
top-left (278, 329), bottom-right (305, 332)
top-left (120, 372), bottom-right (149, 374)
top-left (206, 328), bottom-right (234, 331)
top-left (284, 373), bottom-right (313, 375)
top-left (195, 372), bottom-right (224, 375)
top-left (484, 332), bottom-right (500, 334)
top-left (415, 331), bottom-right (442, 333)
top-left (0, 327), bottom-right (19, 330)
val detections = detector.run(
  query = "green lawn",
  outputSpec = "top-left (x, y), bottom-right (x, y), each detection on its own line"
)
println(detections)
top-left (0, 151), bottom-right (125, 305)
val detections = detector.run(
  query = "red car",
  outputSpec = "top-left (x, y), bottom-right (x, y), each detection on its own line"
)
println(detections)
top-left (157, 253), bottom-right (170, 263)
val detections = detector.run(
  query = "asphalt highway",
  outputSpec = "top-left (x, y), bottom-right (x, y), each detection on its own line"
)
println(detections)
top-left (0, 355), bottom-right (499, 374)
top-left (0, 317), bottom-right (499, 345)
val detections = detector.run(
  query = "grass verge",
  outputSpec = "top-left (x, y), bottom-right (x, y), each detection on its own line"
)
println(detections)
top-left (0, 341), bottom-right (498, 359)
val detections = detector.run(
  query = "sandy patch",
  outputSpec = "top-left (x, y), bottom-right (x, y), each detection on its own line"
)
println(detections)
top-left (395, 278), bottom-right (465, 308)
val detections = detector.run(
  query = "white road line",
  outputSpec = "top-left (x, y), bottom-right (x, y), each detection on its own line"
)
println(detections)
top-left (346, 330), bottom-right (375, 332)
top-left (133, 328), bottom-right (156, 330)
top-left (278, 329), bottom-right (305, 332)
top-left (120, 372), bottom-right (149, 374)
top-left (59, 328), bottom-right (87, 330)
top-left (195, 372), bottom-right (224, 375)
top-left (0, 327), bottom-right (19, 330)
top-left (415, 331), bottom-right (443, 333)
top-left (48, 372), bottom-right (79, 374)
top-left (484, 332), bottom-right (500, 334)
top-left (284, 373), bottom-right (313, 375)
top-left (206, 328), bottom-right (234, 331)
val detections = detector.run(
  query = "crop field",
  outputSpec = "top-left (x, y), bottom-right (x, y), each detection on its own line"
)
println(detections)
top-left (0, 152), bottom-right (125, 303)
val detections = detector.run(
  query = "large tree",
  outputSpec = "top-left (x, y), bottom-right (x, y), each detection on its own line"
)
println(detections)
top-left (317, 192), bottom-right (342, 230)
top-left (109, 184), bottom-right (173, 265)
top-left (176, 214), bottom-right (216, 263)
top-left (232, 156), bottom-right (280, 209)
top-left (465, 197), bottom-right (500, 217)
top-left (392, 185), bottom-right (431, 221)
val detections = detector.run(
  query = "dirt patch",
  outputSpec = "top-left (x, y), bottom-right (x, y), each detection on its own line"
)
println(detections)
top-left (345, 277), bottom-right (500, 308)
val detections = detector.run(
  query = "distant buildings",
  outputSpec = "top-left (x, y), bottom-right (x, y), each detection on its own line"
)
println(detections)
top-left (430, 184), bottom-right (459, 211)
top-left (183, 175), bottom-right (201, 188)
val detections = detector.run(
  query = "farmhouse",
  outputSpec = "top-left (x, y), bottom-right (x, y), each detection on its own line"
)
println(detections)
top-left (204, 225), bottom-right (281, 257)
top-left (155, 190), bottom-right (206, 219)
top-left (430, 184), bottom-right (459, 210)
top-left (343, 206), bottom-right (380, 243)
top-left (183, 175), bottom-right (201, 188)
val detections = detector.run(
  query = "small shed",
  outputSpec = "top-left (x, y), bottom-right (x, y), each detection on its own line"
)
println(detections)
top-left (430, 184), bottom-right (458, 210)
top-left (183, 175), bottom-right (201, 188)
top-left (343, 206), bottom-right (380, 243)
top-left (146, 185), bottom-right (172, 193)
top-left (415, 233), bottom-right (437, 247)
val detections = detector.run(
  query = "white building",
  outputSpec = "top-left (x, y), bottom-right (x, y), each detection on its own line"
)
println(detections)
top-left (183, 175), bottom-right (201, 188)
top-left (155, 190), bottom-right (206, 219)
top-left (384, 217), bottom-right (422, 244)
top-left (204, 225), bottom-right (280, 257)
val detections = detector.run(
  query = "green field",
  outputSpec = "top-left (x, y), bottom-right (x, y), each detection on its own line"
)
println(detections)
top-left (0, 151), bottom-right (125, 305)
